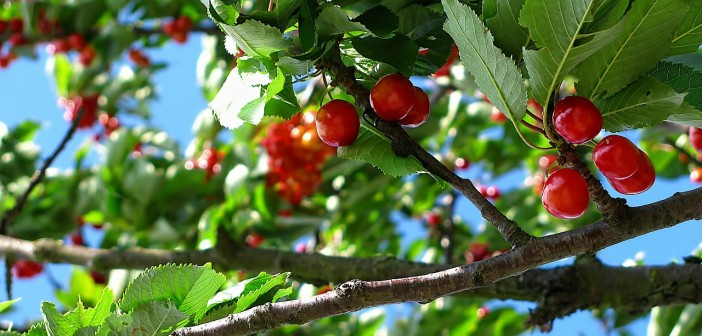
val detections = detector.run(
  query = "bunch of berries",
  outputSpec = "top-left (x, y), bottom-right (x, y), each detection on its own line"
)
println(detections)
top-left (263, 112), bottom-right (336, 205)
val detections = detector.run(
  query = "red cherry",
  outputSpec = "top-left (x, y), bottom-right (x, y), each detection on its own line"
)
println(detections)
top-left (425, 212), bottom-right (442, 227)
top-left (0, 20), bottom-right (7, 34)
top-left (477, 306), bottom-right (490, 318)
top-left (593, 135), bottom-right (641, 180)
top-left (315, 99), bottom-right (360, 147)
top-left (90, 270), bottom-right (108, 285)
top-left (490, 106), bottom-right (507, 122)
top-left (175, 16), bottom-right (193, 32)
top-left (553, 96), bottom-right (603, 144)
top-left (399, 87), bottom-right (430, 128)
top-left (455, 157), bottom-right (470, 170)
top-left (8, 33), bottom-right (26, 46)
top-left (69, 232), bottom-right (84, 246)
top-left (370, 74), bottom-right (416, 121)
top-left (316, 285), bottom-right (332, 295)
top-left (12, 260), bottom-right (43, 279)
top-left (689, 127), bottom-right (702, 152)
top-left (67, 34), bottom-right (87, 51)
top-left (79, 46), bottom-right (96, 66)
top-left (477, 185), bottom-right (489, 198)
top-left (48, 39), bottom-right (71, 54)
top-left (532, 173), bottom-right (546, 195)
top-left (486, 186), bottom-right (501, 200)
top-left (433, 45), bottom-right (458, 77)
top-left (0, 56), bottom-right (10, 69)
top-left (246, 233), bottom-right (265, 248)
top-left (542, 168), bottom-right (590, 219)
top-left (171, 31), bottom-right (188, 44)
top-left (527, 98), bottom-right (543, 116)
top-left (8, 18), bottom-right (23, 33)
top-left (465, 242), bottom-right (490, 263)
top-left (691, 168), bottom-right (702, 183)
top-left (608, 150), bottom-right (655, 195)
top-left (538, 154), bottom-right (557, 170)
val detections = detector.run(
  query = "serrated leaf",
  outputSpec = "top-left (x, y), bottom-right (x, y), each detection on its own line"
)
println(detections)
top-left (442, 0), bottom-right (527, 122)
top-left (669, 2), bottom-right (702, 56)
top-left (666, 102), bottom-right (702, 127)
top-left (598, 77), bottom-right (686, 132)
top-left (264, 82), bottom-right (300, 120)
top-left (234, 272), bottom-right (291, 313)
top-left (96, 301), bottom-right (188, 336)
top-left (95, 313), bottom-right (132, 336)
top-left (648, 61), bottom-right (702, 110)
top-left (275, 0), bottom-right (302, 29)
top-left (208, 0), bottom-right (239, 25)
top-left (351, 34), bottom-right (418, 76)
top-left (210, 69), bottom-right (270, 128)
top-left (42, 288), bottom-right (114, 336)
top-left (219, 20), bottom-right (293, 59)
top-left (586, 0), bottom-right (628, 32)
top-left (337, 124), bottom-right (425, 176)
top-left (483, 0), bottom-right (528, 59)
top-left (315, 6), bottom-right (369, 37)
top-left (521, 0), bottom-right (621, 107)
top-left (352, 5), bottom-right (398, 37)
top-left (120, 263), bottom-right (226, 322)
top-left (27, 322), bottom-right (47, 336)
top-left (574, 0), bottom-right (689, 99)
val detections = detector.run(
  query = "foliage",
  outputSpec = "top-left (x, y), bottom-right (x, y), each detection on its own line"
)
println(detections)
top-left (1, 0), bottom-right (702, 334)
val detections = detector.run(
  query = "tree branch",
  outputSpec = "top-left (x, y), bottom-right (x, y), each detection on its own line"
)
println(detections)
top-left (317, 46), bottom-right (533, 247)
top-left (171, 184), bottom-right (702, 335)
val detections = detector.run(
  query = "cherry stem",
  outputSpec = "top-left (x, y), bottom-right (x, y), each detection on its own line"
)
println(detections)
top-left (520, 119), bottom-right (546, 135)
top-left (666, 139), bottom-right (702, 167)
top-left (512, 121), bottom-right (554, 150)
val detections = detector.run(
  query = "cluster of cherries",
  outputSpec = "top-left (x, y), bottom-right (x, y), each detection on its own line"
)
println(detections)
top-left (0, 18), bottom-right (25, 68)
top-left (262, 112), bottom-right (336, 205)
top-left (162, 17), bottom-right (193, 44)
top-left (59, 94), bottom-right (121, 136)
top-left (541, 96), bottom-right (655, 219)
top-left (315, 74), bottom-right (430, 147)
top-left (47, 32), bottom-right (96, 66)
top-left (128, 49), bottom-right (151, 68)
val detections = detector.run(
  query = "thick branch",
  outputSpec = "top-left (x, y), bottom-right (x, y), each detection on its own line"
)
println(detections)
top-left (173, 185), bottom-right (702, 335)
top-left (317, 47), bottom-right (533, 247)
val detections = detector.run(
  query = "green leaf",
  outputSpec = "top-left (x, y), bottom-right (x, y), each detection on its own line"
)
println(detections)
top-left (56, 268), bottom-right (107, 309)
top-left (277, 56), bottom-right (313, 75)
top-left (0, 298), bottom-right (20, 314)
top-left (96, 301), bottom-right (188, 336)
top-left (669, 2), bottom-right (702, 56)
top-left (666, 103), bottom-right (702, 127)
top-left (315, 6), bottom-right (369, 37)
top-left (483, 0), bottom-right (528, 59)
top-left (574, 0), bottom-right (689, 99)
top-left (120, 263), bottom-right (225, 321)
top-left (521, 0), bottom-right (621, 107)
top-left (298, 0), bottom-right (318, 51)
top-left (647, 60), bottom-right (702, 127)
top-left (210, 69), bottom-right (270, 128)
top-left (219, 20), bottom-right (293, 59)
top-left (598, 77), bottom-right (686, 132)
top-left (337, 124), bottom-right (425, 177)
top-left (586, 0), bottom-right (628, 32)
top-left (42, 288), bottom-right (114, 336)
top-left (208, 0), bottom-right (239, 25)
top-left (352, 5), bottom-right (398, 37)
top-left (49, 54), bottom-right (73, 97)
top-left (442, 0), bottom-right (527, 122)
top-left (275, 0), bottom-right (302, 29)
top-left (648, 305), bottom-right (685, 336)
top-left (234, 272), bottom-right (291, 313)
top-left (26, 322), bottom-right (47, 336)
top-left (264, 81), bottom-right (300, 120)
top-left (351, 34), bottom-right (418, 76)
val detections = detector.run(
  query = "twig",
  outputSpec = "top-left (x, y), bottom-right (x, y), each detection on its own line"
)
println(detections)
top-left (0, 108), bottom-right (83, 299)
top-left (316, 46), bottom-right (534, 247)
top-left (666, 138), bottom-right (702, 167)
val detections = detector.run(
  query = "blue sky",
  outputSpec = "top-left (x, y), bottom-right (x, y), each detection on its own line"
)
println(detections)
top-left (1, 34), bottom-right (700, 335)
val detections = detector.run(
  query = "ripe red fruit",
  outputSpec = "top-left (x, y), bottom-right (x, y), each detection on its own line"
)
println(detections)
top-left (8, 18), bottom-right (23, 33)
top-left (246, 233), bottom-right (265, 248)
top-left (0, 20), bottom-right (7, 34)
top-left (486, 186), bottom-right (501, 200)
top-left (477, 185), bottom-right (488, 198)
top-left (553, 96), bottom-right (603, 144)
top-left (90, 270), bottom-right (108, 285)
top-left (12, 260), bottom-right (44, 279)
top-left (608, 150), bottom-right (655, 195)
top-left (433, 45), bottom-right (458, 77)
top-left (593, 135), bottom-right (641, 180)
top-left (315, 99), bottom-right (360, 147)
top-left (68, 34), bottom-right (87, 51)
top-left (370, 74), bottom-right (416, 121)
top-left (542, 168), bottom-right (590, 219)
top-left (400, 87), bottom-right (430, 128)
top-left (48, 39), bottom-right (71, 54)
top-left (689, 127), bottom-right (702, 152)
top-left (425, 212), bottom-right (442, 227)
top-left (465, 242), bottom-right (490, 263)
top-left (527, 98), bottom-right (543, 116)
top-left (691, 168), bottom-right (702, 183)
top-left (8, 33), bottom-right (26, 46)
top-left (79, 46), bottom-right (96, 66)
top-left (0, 56), bottom-right (10, 69)
top-left (69, 232), bottom-right (84, 246)
top-left (61, 95), bottom-right (99, 129)
top-left (129, 49), bottom-right (150, 67)
top-left (455, 157), bottom-right (470, 170)
top-left (490, 106), bottom-right (507, 123)
top-left (175, 16), bottom-right (193, 32)
top-left (477, 306), bottom-right (490, 319)
top-left (171, 31), bottom-right (188, 44)
top-left (538, 154), bottom-right (557, 170)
